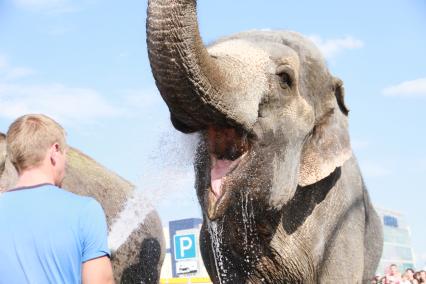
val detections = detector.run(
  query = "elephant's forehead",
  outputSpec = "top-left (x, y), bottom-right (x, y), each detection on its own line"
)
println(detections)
top-left (207, 39), bottom-right (274, 73)
top-left (259, 42), bottom-right (300, 65)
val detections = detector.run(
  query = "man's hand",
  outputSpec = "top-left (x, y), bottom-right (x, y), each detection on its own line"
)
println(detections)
top-left (82, 256), bottom-right (115, 284)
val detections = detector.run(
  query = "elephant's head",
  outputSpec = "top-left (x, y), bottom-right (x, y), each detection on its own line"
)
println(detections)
top-left (0, 133), bottom-right (18, 192)
top-left (147, 0), bottom-right (351, 220)
top-left (0, 133), bottom-right (7, 183)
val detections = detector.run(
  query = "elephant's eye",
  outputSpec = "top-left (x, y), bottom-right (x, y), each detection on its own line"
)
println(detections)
top-left (278, 72), bottom-right (292, 89)
top-left (276, 65), bottom-right (294, 90)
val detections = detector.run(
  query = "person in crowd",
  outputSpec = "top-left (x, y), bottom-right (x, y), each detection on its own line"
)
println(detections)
top-left (372, 274), bottom-right (383, 284)
top-left (419, 270), bottom-right (426, 284)
top-left (414, 272), bottom-right (421, 283)
top-left (401, 268), bottom-right (419, 284)
top-left (0, 114), bottom-right (114, 284)
top-left (383, 264), bottom-right (402, 284)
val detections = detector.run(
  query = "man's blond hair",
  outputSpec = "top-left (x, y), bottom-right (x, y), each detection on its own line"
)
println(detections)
top-left (6, 114), bottom-right (67, 173)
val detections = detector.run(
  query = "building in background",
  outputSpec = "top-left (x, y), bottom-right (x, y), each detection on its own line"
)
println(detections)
top-left (376, 208), bottom-right (416, 273)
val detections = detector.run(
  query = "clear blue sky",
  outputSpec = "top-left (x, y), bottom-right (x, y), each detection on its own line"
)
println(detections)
top-left (1, 0), bottom-right (425, 268)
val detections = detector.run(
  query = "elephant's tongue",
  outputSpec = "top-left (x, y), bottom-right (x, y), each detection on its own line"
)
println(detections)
top-left (211, 159), bottom-right (232, 198)
top-left (211, 158), bottom-right (240, 198)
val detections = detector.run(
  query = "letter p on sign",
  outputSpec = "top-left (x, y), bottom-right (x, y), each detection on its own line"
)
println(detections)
top-left (174, 234), bottom-right (196, 260)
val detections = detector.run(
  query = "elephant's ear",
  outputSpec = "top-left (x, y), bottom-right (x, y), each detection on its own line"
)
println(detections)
top-left (298, 78), bottom-right (352, 186)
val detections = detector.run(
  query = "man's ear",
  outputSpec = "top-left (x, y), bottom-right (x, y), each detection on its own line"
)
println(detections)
top-left (50, 143), bottom-right (60, 165)
top-left (298, 78), bottom-right (352, 186)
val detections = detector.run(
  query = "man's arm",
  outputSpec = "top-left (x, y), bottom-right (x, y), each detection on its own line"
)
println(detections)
top-left (82, 256), bottom-right (114, 284)
top-left (80, 199), bottom-right (113, 284)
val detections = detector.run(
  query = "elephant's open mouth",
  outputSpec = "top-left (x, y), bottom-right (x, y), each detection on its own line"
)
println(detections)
top-left (206, 126), bottom-right (251, 219)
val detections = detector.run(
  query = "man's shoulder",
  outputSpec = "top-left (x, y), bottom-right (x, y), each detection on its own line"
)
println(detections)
top-left (48, 186), bottom-right (105, 224)
top-left (44, 185), bottom-right (100, 209)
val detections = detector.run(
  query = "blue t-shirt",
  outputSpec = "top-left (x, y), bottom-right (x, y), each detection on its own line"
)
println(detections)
top-left (0, 184), bottom-right (110, 284)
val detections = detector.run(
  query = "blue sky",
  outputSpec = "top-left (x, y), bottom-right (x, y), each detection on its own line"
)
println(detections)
top-left (1, 0), bottom-right (425, 268)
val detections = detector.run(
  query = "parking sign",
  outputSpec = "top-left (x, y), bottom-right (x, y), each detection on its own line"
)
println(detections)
top-left (174, 234), bottom-right (196, 260)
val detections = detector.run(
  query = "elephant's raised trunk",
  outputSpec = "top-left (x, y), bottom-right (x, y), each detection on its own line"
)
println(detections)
top-left (147, 0), bottom-right (244, 132)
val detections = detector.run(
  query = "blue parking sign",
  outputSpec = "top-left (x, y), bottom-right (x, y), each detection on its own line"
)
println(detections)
top-left (174, 234), bottom-right (196, 260)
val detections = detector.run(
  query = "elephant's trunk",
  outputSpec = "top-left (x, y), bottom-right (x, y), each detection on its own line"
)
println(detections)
top-left (147, 0), bottom-right (243, 132)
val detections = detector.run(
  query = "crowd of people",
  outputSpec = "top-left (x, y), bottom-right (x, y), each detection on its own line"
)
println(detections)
top-left (371, 264), bottom-right (426, 284)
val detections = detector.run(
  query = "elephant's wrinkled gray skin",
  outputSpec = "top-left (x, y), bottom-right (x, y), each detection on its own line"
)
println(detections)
top-left (147, 0), bottom-right (383, 283)
top-left (0, 133), bottom-right (165, 284)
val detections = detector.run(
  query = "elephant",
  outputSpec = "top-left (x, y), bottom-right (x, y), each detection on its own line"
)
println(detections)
top-left (0, 132), bottom-right (165, 284)
top-left (146, 0), bottom-right (383, 283)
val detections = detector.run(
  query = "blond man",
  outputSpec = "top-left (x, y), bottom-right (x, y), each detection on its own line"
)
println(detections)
top-left (0, 114), bottom-right (114, 284)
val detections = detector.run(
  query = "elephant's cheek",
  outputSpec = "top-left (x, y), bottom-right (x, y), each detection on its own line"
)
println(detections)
top-left (281, 95), bottom-right (315, 135)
